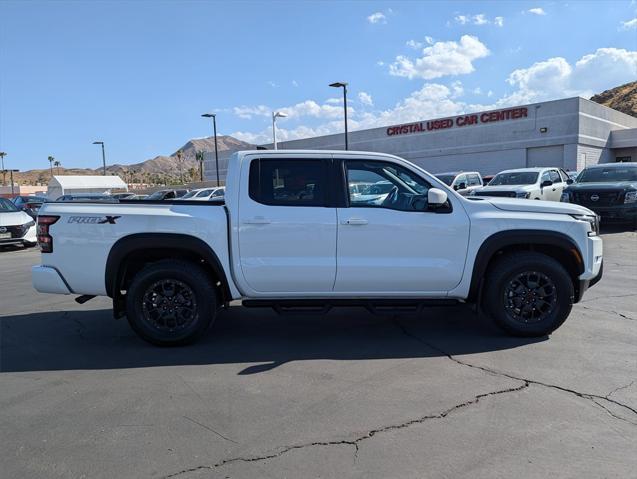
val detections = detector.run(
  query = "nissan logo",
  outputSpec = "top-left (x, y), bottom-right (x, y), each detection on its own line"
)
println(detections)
top-left (0, 227), bottom-right (6, 233)
top-left (590, 194), bottom-right (600, 202)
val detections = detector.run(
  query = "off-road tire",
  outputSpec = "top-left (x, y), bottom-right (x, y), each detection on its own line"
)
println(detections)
top-left (126, 259), bottom-right (217, 346)
top-left (484, 251), bottom-right (574, 337)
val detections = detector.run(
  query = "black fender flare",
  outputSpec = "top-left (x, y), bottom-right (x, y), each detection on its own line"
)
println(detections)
top-left (467, 229), bottom-right (584, 302)
top-left (105, 233), bottom-right (231, 301)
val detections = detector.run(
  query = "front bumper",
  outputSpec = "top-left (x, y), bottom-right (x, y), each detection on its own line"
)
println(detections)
top-left (0, 224), bottom-right (36, 245)
top-left (32, 265), bottom-right (73, 294)
top-left (575, 235), bottom-right (603, 302)
top-left (586, 204), bottom-right (637, 222)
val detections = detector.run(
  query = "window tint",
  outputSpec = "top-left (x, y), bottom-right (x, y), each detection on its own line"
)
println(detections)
top-left (249, 159), bottom-right (326, 206)
top-left (468, 174), bottom-right (481, 186)
top-left (345, 160), bottom-right (431, 211)
top-left (549, 170), bottom-right (561, 183)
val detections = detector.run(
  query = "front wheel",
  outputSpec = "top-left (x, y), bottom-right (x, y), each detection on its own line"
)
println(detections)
top-left (484, 252), bottom-right (574, 337)
top-left (126, 260), bottom-right (217, 346)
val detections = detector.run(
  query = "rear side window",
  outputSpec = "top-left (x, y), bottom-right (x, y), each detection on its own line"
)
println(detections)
top-left (468, 174), bottom-right (481, 186)
top-left (249, 159), bottom-right (326, 206)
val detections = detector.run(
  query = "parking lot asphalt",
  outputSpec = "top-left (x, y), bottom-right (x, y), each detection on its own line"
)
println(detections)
top-left (1, 229), bottom-right (636, 479)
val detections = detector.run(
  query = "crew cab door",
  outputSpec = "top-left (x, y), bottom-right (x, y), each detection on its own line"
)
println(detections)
top-left (334, 158), bottom-right (470, 294)
top-left (236, 156), bottom-right (337, 294)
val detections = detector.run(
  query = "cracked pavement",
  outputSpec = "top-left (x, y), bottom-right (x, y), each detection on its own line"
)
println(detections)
top-left (1, 229), bottom-right (635, 478)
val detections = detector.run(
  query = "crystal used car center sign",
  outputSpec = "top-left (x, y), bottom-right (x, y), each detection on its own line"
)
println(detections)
top-left (386, 107), bottom-right (528, 136)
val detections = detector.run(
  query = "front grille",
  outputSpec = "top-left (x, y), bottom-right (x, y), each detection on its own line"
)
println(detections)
top-left (0, 225), bottom-right (28, 239)
top-left (572, 191), bottom-right (622, 207)
top-left (475, 191), bottom-right (517, 198)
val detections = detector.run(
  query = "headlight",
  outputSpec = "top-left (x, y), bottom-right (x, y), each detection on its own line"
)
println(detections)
top-left (625, 190), bottom-right (637, 204)
top-left (516, 191), bottom-right (530, 198)
top-left (560, 192), bottom-right (570, 203)
top-left (24, 220), bottom-right (36, 228)
top-left (571, 214), bottom-right (599, 236)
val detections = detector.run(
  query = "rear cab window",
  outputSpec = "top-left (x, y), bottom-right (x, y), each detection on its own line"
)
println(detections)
top-left (249, 159), bottom-right (327, 206)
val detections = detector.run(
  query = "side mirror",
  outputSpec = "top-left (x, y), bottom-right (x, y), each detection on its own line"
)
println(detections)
top-left (458, 182), bottom-right (467, 190)
top-left (566, 178), bottom-right (574, 185)
top-left (453, 184), bottom-right (459, 191)
top-left (541, 180), bottom-right (553, 188)
top-left (428, 188), bottom-right (448, 207)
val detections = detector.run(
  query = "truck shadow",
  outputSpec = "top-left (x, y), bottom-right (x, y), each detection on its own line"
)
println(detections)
top-left (0, 305), bottom-right (544, 374)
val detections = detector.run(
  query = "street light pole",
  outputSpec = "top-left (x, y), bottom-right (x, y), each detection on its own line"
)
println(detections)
top-left (329, 82), bottom-right (349, 150)
top-left (201, 113), bottom-right (220, 186)
top-left (272, 111), bottom-right (288, 150)
top-left (92, 141), bottom-right (107, 175)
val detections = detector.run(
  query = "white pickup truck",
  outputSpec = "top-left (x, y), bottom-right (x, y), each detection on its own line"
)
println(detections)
top-left (32, 150), bottom-right (603, 345)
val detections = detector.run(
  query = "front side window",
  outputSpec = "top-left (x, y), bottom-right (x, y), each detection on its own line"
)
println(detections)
top-left (249, 159), bottom-right (326, 206)
top-left (455, 175), bottom-right (467, 187)
top-left (345, 160), bottom-right (431, 211)
top-left (540, 171), bottom-right (551, 183)
top-left (468, 174), bottom-right (481, 186)
top-left (549, 170), bottom-right (562, 183)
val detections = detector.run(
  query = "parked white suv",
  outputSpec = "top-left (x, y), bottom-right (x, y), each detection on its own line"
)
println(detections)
top-left (435, 171), bottom-right (483, 196)
top-left (32, 150), bottom-right (603, 345)
top-left (472, 167), bottom-right (570, 201)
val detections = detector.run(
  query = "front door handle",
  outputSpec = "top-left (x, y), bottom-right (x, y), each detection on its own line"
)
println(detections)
top-left (342, 218), bottom-right (368, 225)
top-left (244, 217), bottom-right (271, 224)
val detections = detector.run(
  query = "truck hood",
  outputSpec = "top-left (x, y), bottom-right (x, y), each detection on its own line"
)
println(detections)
top-left (0, 211), bottom-right (32, 227)
top-left (564, 181), bottom-right (637, 192)
top-left (483, 197), bottom-right (594, 216)
top-left (476, 184), bottom-right (534, 193)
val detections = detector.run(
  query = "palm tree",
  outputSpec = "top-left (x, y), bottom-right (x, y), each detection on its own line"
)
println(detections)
top-left (48, 156), bottom-right (55, 177)
top-left (195, 150), bottom-right (205, 181)
top-left (176, 150), bottom-right (184, 184)
top-left (53, 160), bottom-right (61, 175)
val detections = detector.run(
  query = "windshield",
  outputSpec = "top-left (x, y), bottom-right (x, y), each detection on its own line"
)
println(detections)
top-left (196, 189), bottom-right (213, 197)
top-left (0, 198), bottom-right (19, 212)
top-left (180, 191), bottom-right (198, 199)
top-left (577, 166), bottom-right (637, 183)
top-left (489, 172), bottom-right (538, 186)
top-left (435, 174), bottom-right (455, 186)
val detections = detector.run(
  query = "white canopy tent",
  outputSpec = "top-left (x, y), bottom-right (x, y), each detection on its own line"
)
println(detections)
top-left (47, 175), bottom-right (128, 200)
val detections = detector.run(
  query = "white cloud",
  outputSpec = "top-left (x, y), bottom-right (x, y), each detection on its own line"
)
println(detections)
top-left (292, 80), bottom-right (299, 87)
top-left (267, 80), bottom-right (278, 88)
top-left (376, 60), bottom-right (385, 66)
top-left (389, 35), bottom-right (490, 80)
top-left (232, 47), bottom-right (637, 146)
top-left (367, 12), bottom-right (386, 24)
top-left (527, 7), bottom-right (546, 15)
top-left (620, 18), bottom-right (637, 30)
top-left (497, 47), bottom-right (637, 106)
top-left (358, 91), bottom-right (374, 106)
top-left (453, 13), bottom-right (504, 26)
top-left (406, 36), bottom-right (434, 50)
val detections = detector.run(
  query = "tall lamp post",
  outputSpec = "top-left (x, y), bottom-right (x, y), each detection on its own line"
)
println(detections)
top-left (92, 141), bottom-right (107, 175)
top-left (201, 113), bottom-right (220, 186)
top-left (329, 81), bottom-right (349, 150)
top-left (0, 151), bottom-right (6, 186)
top-left (272, 111), bottom-right (288, 150)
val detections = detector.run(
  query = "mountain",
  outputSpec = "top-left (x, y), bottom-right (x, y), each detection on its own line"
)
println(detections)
top-left (13, 135), bottom-right (255, 185)
top-left (590, 81), bottom-right (637, 118)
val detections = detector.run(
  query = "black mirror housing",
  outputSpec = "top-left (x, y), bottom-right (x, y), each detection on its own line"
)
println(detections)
top-left (541, 180), bottom-right (553, 188)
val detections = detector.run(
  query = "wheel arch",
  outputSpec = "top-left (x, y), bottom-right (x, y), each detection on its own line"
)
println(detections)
top-left (468, 229), bottom-right (584, 304)
top-left (105, 233), bottom-right (231, 314)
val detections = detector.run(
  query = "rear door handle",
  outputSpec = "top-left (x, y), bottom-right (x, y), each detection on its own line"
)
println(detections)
top-left (342, 218), bottom-right (368, 225)
top-left (244, 217), bottom-right (271, 224)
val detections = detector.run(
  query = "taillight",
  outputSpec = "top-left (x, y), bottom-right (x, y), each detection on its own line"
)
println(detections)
top-left (37, 215), bottom-right (59, 253)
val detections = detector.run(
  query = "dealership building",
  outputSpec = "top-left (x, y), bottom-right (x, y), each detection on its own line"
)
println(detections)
top-left (265, 97), bottom-right (637, 176)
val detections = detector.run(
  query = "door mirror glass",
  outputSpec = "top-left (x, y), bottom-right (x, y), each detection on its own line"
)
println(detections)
top-left (457, 182), bottom-right (467, 190)
top-left (428, 188), bottom-right (448, 207)
top-left (566, 178), bottom-right (574, 185)
top-left (541, 180), bottom-right (553, 188)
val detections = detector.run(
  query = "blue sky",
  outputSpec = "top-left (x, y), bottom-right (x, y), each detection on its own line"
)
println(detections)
top-left (1, 1), bottom-right (636, 171)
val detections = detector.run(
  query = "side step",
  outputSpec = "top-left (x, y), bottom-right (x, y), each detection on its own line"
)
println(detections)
top-left (242, 298), bottom-right (459, 316)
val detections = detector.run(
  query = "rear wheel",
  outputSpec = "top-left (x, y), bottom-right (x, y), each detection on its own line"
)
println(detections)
top-left (484, 251), bottom-right (574, 337)
top-left (126, 260), bottom-right (217, 346)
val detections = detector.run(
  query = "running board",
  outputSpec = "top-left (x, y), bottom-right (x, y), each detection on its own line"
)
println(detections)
top-left (242, 298), bottom-right (459, 316)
